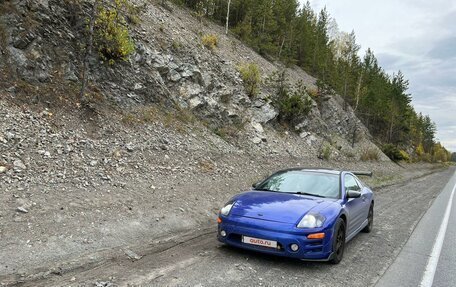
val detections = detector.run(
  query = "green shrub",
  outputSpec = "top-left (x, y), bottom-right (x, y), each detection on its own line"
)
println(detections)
top-left (94, 1), bottom-right (135, 63)
top-left (421, 152), bottom-right (432, 162)
top-left (360, 148), bottom-right (379, 161)
top-left (382, 144), bottom-right (406, 161)
top-left (238, 63), bottom-right (261, 97)
top-left (276, 94), bottom-right (311, 125)
top-left (172, 40), bottom-right (182, 51)
top-left (320, 144), bottom-right (331, 160)
top-left (267, 72), bottom-right (312, 126)
top-left (275, 83), bottom-right (312, 125)
top-left (399, 150), bottom-right (410, 162)
top-left (201, 34), bottom-right (218, 50)
top-left (415, 143), bottom-right (425, 157)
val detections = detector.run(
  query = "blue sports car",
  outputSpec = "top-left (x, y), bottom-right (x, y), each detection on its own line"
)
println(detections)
top-left (217, 168), bottom-right (374, 264)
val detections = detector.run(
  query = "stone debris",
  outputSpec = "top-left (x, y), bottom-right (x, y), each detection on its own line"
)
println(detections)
top-left (16, 207), bottom-right (29, 213)
top-left (13, 159), bottom-right (26, 171)
top-left (124, 249), bottom-right (142, 261)
top-left (95, 281), bottom-right (115, 287)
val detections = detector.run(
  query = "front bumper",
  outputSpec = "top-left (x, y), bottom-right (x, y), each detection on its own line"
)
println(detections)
top-left (217, 216), bottom-right (335, 261)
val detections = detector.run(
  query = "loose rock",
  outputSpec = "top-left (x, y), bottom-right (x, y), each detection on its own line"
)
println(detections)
top-left (16, 207), bottom-right (29, 213)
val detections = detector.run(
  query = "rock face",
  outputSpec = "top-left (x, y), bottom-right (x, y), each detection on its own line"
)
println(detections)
top-left (0, 0), bottom-right (386, 161)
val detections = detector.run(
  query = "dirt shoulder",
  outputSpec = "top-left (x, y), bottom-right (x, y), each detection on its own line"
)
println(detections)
top-left (2, 166), bottom-right (453, 287)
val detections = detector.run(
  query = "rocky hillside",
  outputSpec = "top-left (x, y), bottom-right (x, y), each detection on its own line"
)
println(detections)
top-left (0, 0), bottom-right (387, 161)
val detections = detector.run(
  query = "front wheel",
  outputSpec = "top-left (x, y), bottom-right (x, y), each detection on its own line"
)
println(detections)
top-left (362, 204), bottom-right (374, 233)
top-left (329, 218), bottom-right (346, 264)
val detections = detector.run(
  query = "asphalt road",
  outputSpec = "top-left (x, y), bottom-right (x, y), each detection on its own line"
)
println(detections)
top-left (376, 168), bottom-right (456, 287)
top-left (6, 167), bottom-right (456, 287)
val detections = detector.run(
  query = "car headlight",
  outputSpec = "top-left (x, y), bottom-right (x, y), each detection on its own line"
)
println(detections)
top-left (297, 213), bottom-right (325, 228)
top-left (220, 202), bottom-right (235, 216)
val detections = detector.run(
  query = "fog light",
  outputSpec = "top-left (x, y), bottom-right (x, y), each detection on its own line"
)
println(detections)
top-left (220, 230), bottom-right (227, 237)
top-left (290, 244), bottom-right (299, 252)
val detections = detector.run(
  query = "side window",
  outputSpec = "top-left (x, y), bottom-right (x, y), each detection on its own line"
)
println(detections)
top-left (354, 177), bottom-right (364, 189)
top-left (345, 174), bottom-right (360, 192)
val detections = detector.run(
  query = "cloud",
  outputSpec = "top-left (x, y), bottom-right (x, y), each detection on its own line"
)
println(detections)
top-left (427, 37), bottom-right (456, 59)
top-left (303, 0), bottom-right (456, 151)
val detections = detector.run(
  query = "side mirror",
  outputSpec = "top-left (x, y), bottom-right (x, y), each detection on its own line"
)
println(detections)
top-left (347, 190), bottom-right (362, 199)
top-left (252, 182), bottom-right (260, 189)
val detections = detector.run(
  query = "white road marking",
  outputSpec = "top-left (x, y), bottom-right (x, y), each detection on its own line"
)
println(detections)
top-left (420, 181), bottom-right (456, 287)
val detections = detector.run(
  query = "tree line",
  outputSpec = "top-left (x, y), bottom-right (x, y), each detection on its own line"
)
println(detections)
top-left (172, 0), bottom-right (451, 161)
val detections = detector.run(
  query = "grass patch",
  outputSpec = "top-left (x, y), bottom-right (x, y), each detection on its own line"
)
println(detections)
top-left (201, 34), bottom-right (218, 50)
top-left (213, 120), bottom-right (246, 141)
top-left (360, 148), bottom-right (379, 161)
top-left (171, 40), bottom-right (183, 51)
top-left (121, 106), bottom-right (197, 133)
top-left (198, 159), bottom-right (216, 173)
top-left (369, 175), bottom-right (402, 187)
top-left (319, 144), bottom-right (331, 161)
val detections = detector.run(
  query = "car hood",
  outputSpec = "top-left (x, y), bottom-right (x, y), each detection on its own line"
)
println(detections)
top-left (231, 191), bottom-right (332, 224)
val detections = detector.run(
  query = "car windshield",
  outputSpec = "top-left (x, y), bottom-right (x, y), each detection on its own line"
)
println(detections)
top-left (255, 171), bottom-right (340, 199)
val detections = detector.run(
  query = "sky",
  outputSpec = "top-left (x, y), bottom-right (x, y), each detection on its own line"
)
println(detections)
top-left (301, 0), bottom-right (456, 152)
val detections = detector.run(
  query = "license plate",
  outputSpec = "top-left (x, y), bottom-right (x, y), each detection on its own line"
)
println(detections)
top-left (242, 236), bottom-right (277, 248)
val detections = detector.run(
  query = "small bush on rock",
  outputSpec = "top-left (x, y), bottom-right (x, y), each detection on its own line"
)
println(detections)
top-left (275, 82), bottom-right (312, 126)
top-left (267, 72), bottom-right (312, 127)
top-left (94, 0), bottom-right (135, 63)
top-left (276, 93), bottom-right (311, 125)
top-left (238, 63), bottom-right (261, 98)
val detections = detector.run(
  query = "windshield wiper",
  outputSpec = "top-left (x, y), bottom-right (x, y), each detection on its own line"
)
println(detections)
top-left (254, 188), bottom-right (279, 192)
top-left (294, 192), bottom-right (326, 198)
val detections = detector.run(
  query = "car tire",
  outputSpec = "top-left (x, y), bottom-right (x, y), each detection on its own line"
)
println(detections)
top-left (362, 204), bottom-right (374, 233)
top-left (329, 218), bottom-right (346, 264)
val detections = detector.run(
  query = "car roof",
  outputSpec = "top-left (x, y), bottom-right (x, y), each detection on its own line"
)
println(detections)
top-left (277, 168), bottom-right (342, 175)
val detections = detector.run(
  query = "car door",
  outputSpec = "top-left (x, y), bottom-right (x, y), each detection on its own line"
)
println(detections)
top-left (344, 174), bottom-right (365, 237)
top-left (355, 176), bottom-right (371, 221)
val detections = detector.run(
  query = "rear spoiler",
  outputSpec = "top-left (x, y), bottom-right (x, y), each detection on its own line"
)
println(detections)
top-left (351, 171), bottom-right (373, 177)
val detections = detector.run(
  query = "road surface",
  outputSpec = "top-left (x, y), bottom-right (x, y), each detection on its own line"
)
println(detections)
top-left (3, 167), bottom-right (455, 287)
top-left (376, 167), bottom-right (456, 287)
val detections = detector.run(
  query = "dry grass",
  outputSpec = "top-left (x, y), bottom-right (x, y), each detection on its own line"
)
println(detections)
top-left (360, 148), bottom-right (379, 161)
top-left (121, 106), bottom-right (198, 134)
top-left (201, 34), bottom-right (218, 50)
top-left (213, 120), bottom-right (246, 140)
top-left (198, 159), bottom-right (216, 173)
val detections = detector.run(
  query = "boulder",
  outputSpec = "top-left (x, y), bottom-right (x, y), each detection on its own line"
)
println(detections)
top-left (252, 103), bottom-right (278, 123)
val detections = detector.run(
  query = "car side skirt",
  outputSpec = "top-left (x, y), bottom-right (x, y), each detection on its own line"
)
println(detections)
top-left (346, 218), bottom-right (369, 242)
